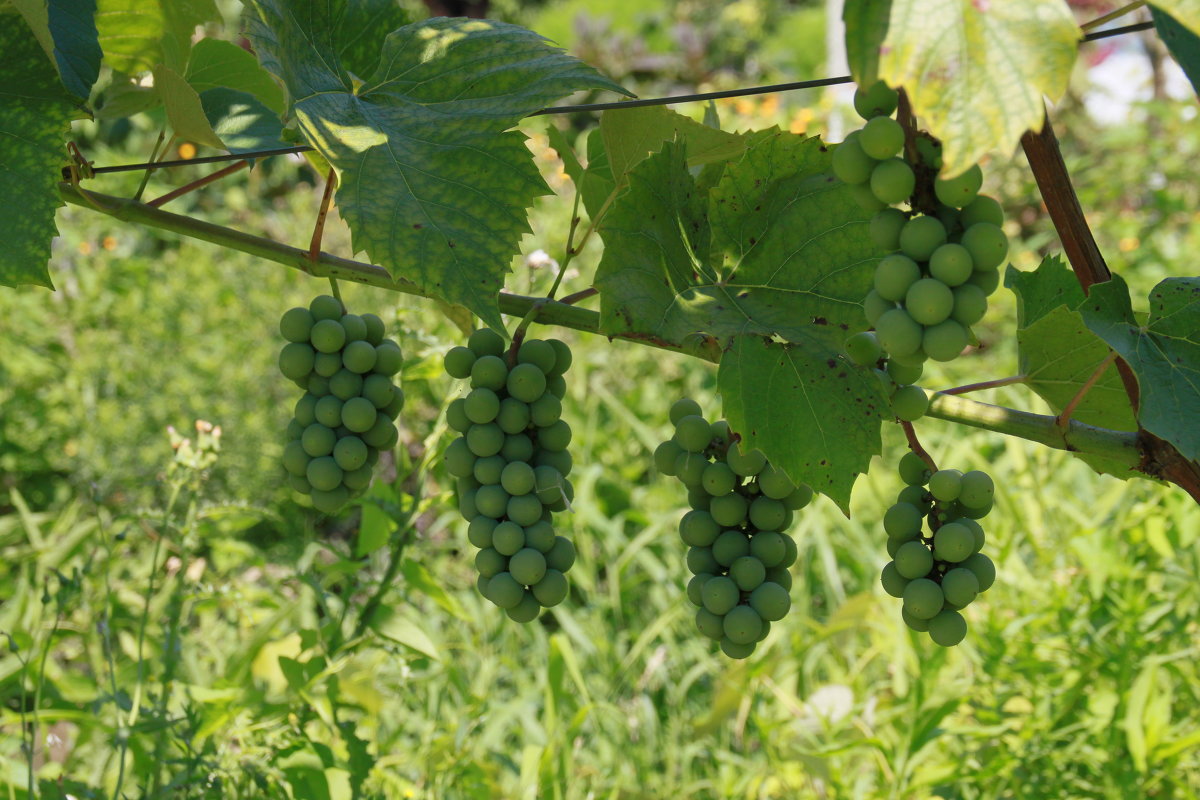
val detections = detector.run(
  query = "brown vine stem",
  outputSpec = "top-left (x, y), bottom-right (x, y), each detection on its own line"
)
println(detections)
top-left (309, 167), bottom-right (338, 263)
top-left (558, 287), bottom-right (597, 306)
top-left (900, 419), bottom-right (936, 473)
top-left (1080, 0), bottom-right (1147, 31)
top-left (146, 161), bottom-right (249, 208)
top-left (1055, 350), bottom-right (1117, 431)
top-left (941, 375), bottom-right (1027, 396)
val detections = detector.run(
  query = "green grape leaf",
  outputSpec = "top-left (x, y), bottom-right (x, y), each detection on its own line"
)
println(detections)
top-left (154, 63), bottom-right (224, 148)
top-left (1081, 275), bottom-right (1200, 463)
top-left (842, 0), bottom-right (893, 86)
top-left (185, 37), bottom-right (286, 114)
top-left (600, 105), bottom-right (747, 184)
top-left (1152, 6), bottom-right (1200, 97)
top-left (11, 0), bottom-right (102, 100)
top-left (0, 22), bottom-right (80, 288)
top-left (719, 336), bottom-right (886, 514)
top-left (846, 0), bottom-right (1079, 178)
top-left (1151, 1), bottom-right (1200, 38)
top-left (200, 88), bottom-right (288, 153)
top-left (96, 0), bottom-right (164, 75)
top-left (1004, 255), bottom-right (1085, 328)
top-left (595, 131), bottom-right (876, 350)
top-left (245, 4), bottom-right (629, 330)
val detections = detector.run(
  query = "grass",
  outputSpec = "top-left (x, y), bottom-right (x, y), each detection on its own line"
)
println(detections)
top-left (1, 96), bottom-right (1199, 800)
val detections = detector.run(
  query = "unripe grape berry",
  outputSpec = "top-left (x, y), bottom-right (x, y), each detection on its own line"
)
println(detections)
top-left (853, 80), bottom-right (899, 119)
top-left (898, 451), bottom-right (930, 486)
top-left (486, 573), bottom-right (525, 609)
top-left (891, 384), bottom-right (929, 422)
top-left (464, 388), bottom-right (500, 425)
top-left (933, 164), bottom-right (983, 208)
top-left (730, 556), bottom-right (767, 592)
top-left (309, 294), bottom-right (343, 321)
top-left (951, 284), bottom-right (988, 326)
top-left (470, 355), bottom-right (507, 391)
top-left (712, 529), bottom-right (751, 565)
top-left (749, 531), bottom-right (787, 567)
top-left (864, 290), bottom-right (896, 326)
top-left (710, 493), bottom-right (749, 528)
top-left (958, 470), bottom-right (995, 509)
top-left (845, 331), bottom-right (882, 366)
top-left (962, 552), bottom-right (996, 592)
top-left (306, 456), bottom-right (343, 492)
top-left (702, 576), bottom-right (739, 615)
top-left (941, 567), bottom-right (980, 607)
top-left (783, 485), bottom-right (813, 510)
top-left (546, 536), bottom-right (576, 572)
top-left (361, 374), bottom-right (394, 409)
top-left (905, 279), bottom-right (954, 326)
top-left (933, 522), bottom-right (975, 562)
top-left (899, 215), bottom-right (947, 261)
top-left (680, 509), bottom-right (720, 547)
top-left (669, 398), bottom-right (704, 426)
top-left (961, 223), bottom-right (1009, 271)
top-left (832, 133), bottom-right (875, 185)
top-left (507, 363), bottom-right (547, 403)
top-left (928, 609), bottom-right (967, 646)
top-left (922, 319), bottom-right (969, 362)
top-left (509, 548), bottom-right (547, 586)
top-left (849, 182), bottom-right (887, 212)
top-left (309, 319), bottom-right (346, 353)
top-left (870, 158), bottom-right (915, 204)
top-left (875, 308), bottom-right (923, 357)
top-left (701, 462), bottom-right (737, 496)
top-left (880, 562), bottom-right (909, 598)
top-left (311, 486), bottom-right (349, 513)
top-left (902, 578), bottom-right (944, 620)
top-left (874, 254), bottom-right (922, 302)
top-left (894, 540), bottom-right (933, 579)
top-left (533, 569), bottom-right (569, 607)
top-left (339, 314), bottom-right (367, 343)
top-left (756, 464), bottom-right (796, 500)
top-left (280, 307), bottom-right (315, 343)
top-left (279, 342), bottom-right (316, 381)
top-left (887, 358), bottom-right (923, 386)
top-left (929, 243), bottom-right (974, 286)
top-left (517, 339), bottom-right (557, 373)
top-left (695, 608), bottom-right (725, 640)
top-left (721, 637), bottom-right (757, 659)
top-left (959, 194), bottom-right (1004, 228)
top-left (333, 436), bottom-right (368, 471)
top-left (928, 469), bottom-right (964, 502)
top-left (884, 502), bottom-right (922, 538)
top-left (726, 445), bottom-right (766, 476)
top-left (723, 605), bottom-right (764, 645)
top-left (749, 496), bottom-right (787, 531)
top-left (301, 424), bottom-right (336, 458)
top-left (860, 116), bottom-right (905, 159)
top-left (468, 327), bottom-right (506, 357)
top-left (968, 268), bottom-right (1002, 296)
top-left (870, 207), bottom-right (908, 252)
top-left (674, 415), bottom-right (713, 452)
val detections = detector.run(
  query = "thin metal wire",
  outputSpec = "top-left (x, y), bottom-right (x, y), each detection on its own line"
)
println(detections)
top-left (84, 19), bottom-right (1156, 175)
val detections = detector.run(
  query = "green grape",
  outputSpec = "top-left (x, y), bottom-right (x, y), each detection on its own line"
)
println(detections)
top-left (533, 465), bottom-right (565, 505)
top-left (710, 493), bottom-right (749, 528)
top-left (538, 420), bottom-right (572, 452)
top-left (929, 243), bottom-right (974, 286)
top-left (961, 552), bottom-right (996, 592)
top-left (279, 342), bottom-right (316, 381)
top-left (915, 137), bottom-right (943, 170)
top-left (928, 469), bottom-right (963, 502)
top-left (341, 397), bottom-right (377, 433)
top-left (701, 575), bottom-right (739, 615)
top-left (922, 319), bottom-right (969, 363)
top-left (845, 331), bottom-right (882, 366)
top-left (880, 562), bottom-right (909, 598)
top-left (951, 284), bottom-right (988, 326)
top-left (749, 531), bottom-right (786, 567)
top-left (861, 116), bottom-right (905, 159)
top-left (887, 359), bottom-right (923, 387)
top-left (870, 158), bottom-right (915, 204)
top-left (968, 268), bottom-right (1002, 296)
top-left (749, 496), bottom-right (787, 531)
top-left (933, 164), bottom-right (983, 208)
top-left (756, 464), bottom-right (795, 500)
top-left (312, 395), bottom-right (340, 429)
top-left (936, 203), bottom-right (960, 233)
top-left (486, 573), bottom-right (525, 609)
top-left (726, 444), bottom-right (766, 476)
top-left (870, 207), bottom-right (908, 252)
top-left (464, 388), bottom-right (500, 425)
top-left (529, 394), bottom-right (561, 428)
top-left (507, 494), bottom-right (544, 526)
top-left (309, 319), bottom-right (346, 354)
top-left (712, 529), bottom-right (751, 566)
top-left (470, 355), bottom-right (508, 391)
top-left (506, 363), bottom-right (547, 403)
top-left (695, 608), bottom-right (725, 640)
top-left (674, 415), bottom-right (713, 452)
top-left (466, 423), bottom-right (504, 458)
top-left (884, 502), bottom-right (922, 538)
top-left (362, 416), bottom-right (398, 450)
top-left (709, 420), bottom-right (731, 449)
top-left (901, 607), bottom-right (930, 631)
top-left (286, 415), bottom-right (305, 441)
top-left (899, 215), bottom-right (947, 261)
top-left (850, 181), bottom-right (887, 212)
top-left (361, 314), bottom-right (385, 346)
top-left (499, 461), bottom-right (535, 495)
top-left (723, 605), bottom-right (764, 645)
top-left (383, 388), bottom-right (405, 420)
top-left (832, 134), bottom-right (876, 185)
top-left (301, 424), bottom-right (336, 458)
top-left (675, 452), bottom-right (707, 488)
top-left (783, 485), bottom-right (813, 510)
top-left (875, 308), bottom-right (923, 357)
top-left (287, 473), bottom-right (312, 493)
top-left (669, 398), bottom-right (703, 427)
top-left (533, 569), bottom-right (568, 607)
top-left (701, 462), bottom-right (737, 496)
top-left (294, 394), bottom-right (319, 428)
top-left (473, 484), bottom-right (508, 519)
top-left (475, 548), bottom-right (506, 579)
top-left (891, 385), bottom-right (929, 422)
top-left (864, 290), bottom-right (896, 326)
top-left (306, 456), bottom-right (343, 492)
top-left (311, 486), bottom-right (349, 513)
top-left (686, 573), bottom-right (714, 607)
top-left (329, 369), bottom-right (364, 401)
top-left (501, 433), bottom-right (534, 463)
top-left (941, 567), bottom-right (980, 607)
top-left (491, 520), bottom-right (524, 556)
top-left (468, 328), bottom-right (506, 357)
top-left (730, 556), bottom-right (766, 591)
top-left (874, 254), bottom-right (922, 302)
top-left (467, 516), bottom-right (498, 549)
top-left (928, 609), bottom-right (967, 646)
top-left (496, 397), bottom-right (531, 434)
top-left (517, 339), bottom-right (556, 373)
top-left (748, 581), bottom-right (790, 621)
top-left (853, 79), bottom-right (899, 119)
top-left (933, 522), bottom-right (974, 562)
top-left (506, 591), bottom-right (541, 622)
top-left (361, 374), bottom-right (394, 409)
top-left (444, 438), bottom-right (475, 477)
top-left (681, 510), bottom-right (715, 546)
top-left (280, 307), bottom-right (315, 343)
top-left (687, 546), bottom-right (720, 575)
top-left (960, 195), bottom-right (1004, 228)
top-left (333, 436), bottom-right (368, 471)
top-left (894, 538), bottom-right (934, 580)
top-left (720, 637), bottom-right (756, 659)
top-left (546, 374), bottom-right (567, 399)
top-left (524, 520), bottom-right (556, 553)
top-left (905, 279), bottom-right (954, 326)
top-left (447, 399), bottom-right (471, 433)
top-left (509, 548), bottom-right (547, 586)
top-left (309, 294), bottom-right (343, 321)
top-left (339, 314), bottom-right (367, 343)
top-left (282, 440), bottom-right (310, 477)
top-left (765, 566), bottom-right (793, 591)
top-left (898, 451), bottom-right (930, 486)
top-left (444, 345), bottom-right (477, 379)
top-left (961, 223), bottom-right (1008, 270)
top-left (958, 470), bottom-right (994, 509)
top-left (458, 487), bottom-right (479, 519)
top-left (546, 536), bottom-right (576, 572)
top-left (902, 578), bottom-right (944, 620)
top-left (343, 340), bottom-right (377, 374)
top-left (535, 449), bottom-right (573, 478)
top-left (958, 518), bottom-right (985, 553)
top-left (373, 341), bottom-right (403, 377)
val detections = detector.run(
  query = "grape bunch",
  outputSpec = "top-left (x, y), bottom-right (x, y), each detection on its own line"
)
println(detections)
top-left (278, 295), bottom-right (404, 513)
top-left (654, 399), bottom-right (812, 659)
top-left (442, 328), bottom-right (576, 623)
top-left (879, 451), bottom-right (997, 646)
top-left (843, 330), bottom-right (929, 422)
top-left (834, 80), bottom-right (1009, 366)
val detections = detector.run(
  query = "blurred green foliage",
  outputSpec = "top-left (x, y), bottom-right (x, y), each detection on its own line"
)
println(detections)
top-left (2, 5), bottom-right (1200, 799)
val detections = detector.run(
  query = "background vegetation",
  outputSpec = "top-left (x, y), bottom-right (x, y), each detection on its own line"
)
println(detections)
top-left (2, 1), bottom-right (1198, 798)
